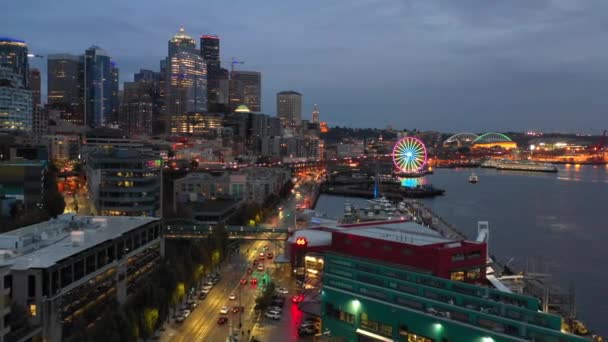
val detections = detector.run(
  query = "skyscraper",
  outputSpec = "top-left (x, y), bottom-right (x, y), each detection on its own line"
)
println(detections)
top-left (110, 62), bottom-right (120, 123)
top-left (165, 28), bottom-right (207, 134)
top-left (229, 71), bottom-right (261, 112)
top-left (47, 53), bottom-right (84, 124)
top-left (0, 67), bottom-right (32, 132)
top-left (200, 35), bottom-right (224, 113)
top-left (0, 37), bottom-right (29, 88)
top-left (121, 81), bottom-right (153, 136)
top-left (168, 28), bottom-right (196, 56)
top-left (311, 104), bottom-right (320, 123)
top-left (84, 46), bottom-right (113, 127)
top-left (277, 91), bottom-right (302, 126)
top-left (29, 68), bottom-right (41, 108)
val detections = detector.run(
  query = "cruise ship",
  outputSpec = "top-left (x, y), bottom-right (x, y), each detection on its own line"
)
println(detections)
top-left (481, 159), bottom-right (558, 173)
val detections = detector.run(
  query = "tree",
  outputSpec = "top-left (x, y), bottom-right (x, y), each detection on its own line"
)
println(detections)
top-left (44, 190), bottom-right (65, 218)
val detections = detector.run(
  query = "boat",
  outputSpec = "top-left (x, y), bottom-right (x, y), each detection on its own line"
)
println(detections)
top-left (483, 159), bottom-right (558, 173)
top-left (468, 173), bottom-right (479, 184)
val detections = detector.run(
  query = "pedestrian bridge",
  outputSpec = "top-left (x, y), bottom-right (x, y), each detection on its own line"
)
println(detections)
top-left (163, 219), bottom-right (290, 240)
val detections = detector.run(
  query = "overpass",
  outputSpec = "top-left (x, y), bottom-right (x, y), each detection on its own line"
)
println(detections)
top-left (163, 219), bottom-right (290, 240)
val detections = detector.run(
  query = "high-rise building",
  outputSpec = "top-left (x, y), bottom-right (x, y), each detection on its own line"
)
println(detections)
top-left (121, 81), bottom-right (153, 136)
top-left (47, 53), bottom-right (84, 124)
top-left (276, 90), bottom-right (302, 126)
top-left (0, 67), bottom-right (32, 132)
top-left (86, 148), bottom-right (162, 216)
top-left (84, 46), bottom-right (114, 127)
top-left (110, 62), bottom-right (120, 123)
top-left (165, 28), bottom-right (207, 134)
top-left (168, 27), bottom-right (196, 57)
top-left (311, 104), bottom-right (320, 123)
top-left (200, 35), bottom-right (225, 113)
top-left (0, 37), bottom-right (29, 88)
top-left (29, 68), bottom-right (41, 108)
top-left (32, 106), bottom-right (47, 135)
top-left (134, 68), bottom-right (161, 82)
top-left (229, 71), bottom-right (261, 112)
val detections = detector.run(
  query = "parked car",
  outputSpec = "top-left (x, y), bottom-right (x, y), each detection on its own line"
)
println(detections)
top-left (187, 300), bottom-right (198, 309)
top-left (267, 253), bottom-right (274, 259)
top-left (175, 314), bottom-right (185, 323)
top-left (220, 306), bottom-right (229, 314)
top-left (198, 292), bottom-right (207, 300)
top-left (257, 265), bottom-right (264, 271)
top-left (240, 278), bottom-right (248, 285)
top-left (276, 287), bottom-right (288, 294)
top-left (268, 306), bottom-right (282, 313)
top-left (264, 310), bottom-right (281, 320)
top-left (217, 316), bottom-right (228, 325)
top-left (250, 278), bottom-right (258, 285)
top-left (247, 267), bottom-right (253, 274)
top-left (182, 309), bottom-right (191, 318)
top-left (232, 306), bottom-right (244, 313)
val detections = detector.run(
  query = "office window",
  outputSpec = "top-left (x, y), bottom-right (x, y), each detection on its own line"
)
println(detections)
top-left (466, 268), bottom-right (480, 281)
top-left (29, 303), bottom-right (37, 317)
top-left (450, 271), bottom-right (465, 282)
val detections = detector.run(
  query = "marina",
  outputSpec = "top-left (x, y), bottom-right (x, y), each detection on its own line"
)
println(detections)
top-left (314, 165), bottom-right (608, 336)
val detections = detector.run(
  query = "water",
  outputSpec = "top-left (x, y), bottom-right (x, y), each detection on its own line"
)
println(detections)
top-left (315, 165), bottom-right (608, 334)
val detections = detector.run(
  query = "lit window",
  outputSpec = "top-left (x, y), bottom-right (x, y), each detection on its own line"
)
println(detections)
top-left (29, 304), bottom-right (37, 316)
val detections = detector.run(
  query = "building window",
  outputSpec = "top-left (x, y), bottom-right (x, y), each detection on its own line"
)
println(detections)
top-left (382, 245), bottom-right (392, 252)
top-left (451, 253), bottom-right (465, 261)
top-left (29, 303), bottom-right (37, 317)
top-left (466, 269), bottom-right (480, 281)
top-left (466, 251), bottom-right (481, 260)
top-left (450, 271), bottom-right (465, 282)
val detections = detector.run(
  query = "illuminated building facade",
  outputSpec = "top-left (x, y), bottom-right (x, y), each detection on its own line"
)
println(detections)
top-left (166, 29), bottom-right (207, 134)
top-left (121, 81), bottom-right (154, 136)
top-left (0, 37), bottom-right (29, 88)
top-left (277, 90), bottom-right (302, 126)
top-left (321, 252), bottom-right (586, 342)
top-left (229, 70), bottom-right (261, 112)
top-left (170, 112), bottom-right (223, 136)
top-left (86, 148), bottom-right (162, 216)
top-left (0, 67), bottom-right (33, 132)
top-left (47, 54), bottom-right (84, 124)
top-left (84, 46), bottom-right (114, 128)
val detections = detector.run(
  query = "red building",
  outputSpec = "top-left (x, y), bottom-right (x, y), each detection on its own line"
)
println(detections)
top-left (288, 220), bottom-right (487, 283)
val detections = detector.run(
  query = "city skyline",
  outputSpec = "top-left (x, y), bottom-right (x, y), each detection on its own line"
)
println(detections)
top-left (3, 0), bottom-right (608, 132)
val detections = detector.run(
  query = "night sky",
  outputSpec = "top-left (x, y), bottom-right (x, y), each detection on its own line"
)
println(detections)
top-left (4, 0), bottom-right (608, 132)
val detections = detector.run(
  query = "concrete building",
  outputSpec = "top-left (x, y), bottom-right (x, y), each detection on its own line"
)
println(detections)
top-left (321, 252), bottom-right (586, 342)
top-left (0, 67), bottom-right (32, 132)
top-left (86, 148), bottom-right (162, 216)
top-left (0, 37), bottom-right (29, 88)
top-left (165, 28), bottom-right (207, 134)
top-left (277, 90), bottom-right (302, 126)
top-left (337, 139), bottom-right (365, 158)
top-left (84, 46), bottom-right (114, 128)
top-left (229, 71), bottom-right (261, 112)
top-left (243, 167), bottom-right (291, 204)
top-left (0, 214), bottom-right (162, 341)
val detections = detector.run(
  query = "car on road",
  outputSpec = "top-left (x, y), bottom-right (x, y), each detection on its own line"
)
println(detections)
top-left (253, 260), bottom-right (259, 266)
top-left (217, 316), bottom-right (228, 325)
top-left (264, 310), bottom-right (281, 320)
top-left (240, 278), bottom-right (248, 285)
top-left (257, 264), bottom-right (264, 271)
top-left (220, 306), bottom-right (229, 314)
top-left (267, 253), bottom-right (274, 259)
top-left (276, 287), bottom-right (288, 294)
top-left (251, 278), bottom-right (258, 285)
top-left (232, 306), bottom-right (244, 313)
top-left (263, 246), bottom-right (269, 251)
top-left (292, 294), bottom-right (304, 304)
top-left (229, 293), bottom-right (236, 300)
top-left (298, 323), bottom-right (316, 336)
top-left (258, 253), bottom-right (265, 260)
top-left (247, 267), bottom-right (253, 274)
top-left (268, 306), bottom-right (282, 313)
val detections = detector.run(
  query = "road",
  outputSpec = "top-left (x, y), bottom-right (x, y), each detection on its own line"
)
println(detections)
top-left (161, 172), bottom-right (324, 342)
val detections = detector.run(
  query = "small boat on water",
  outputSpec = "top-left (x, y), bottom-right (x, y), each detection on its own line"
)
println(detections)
top-left (468, 173), bottom-right (479, 184)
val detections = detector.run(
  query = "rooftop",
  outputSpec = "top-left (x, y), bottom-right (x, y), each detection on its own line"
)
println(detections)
top-left (331, 220), bottom-right (453, 246)
top-left (277, 90), bottom-right (302, 96)
top-left (0, 214), bottom-right (158, 270)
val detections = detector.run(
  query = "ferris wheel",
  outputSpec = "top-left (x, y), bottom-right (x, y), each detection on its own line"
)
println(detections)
top-left (392, 137), bottom-right (428, 172)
